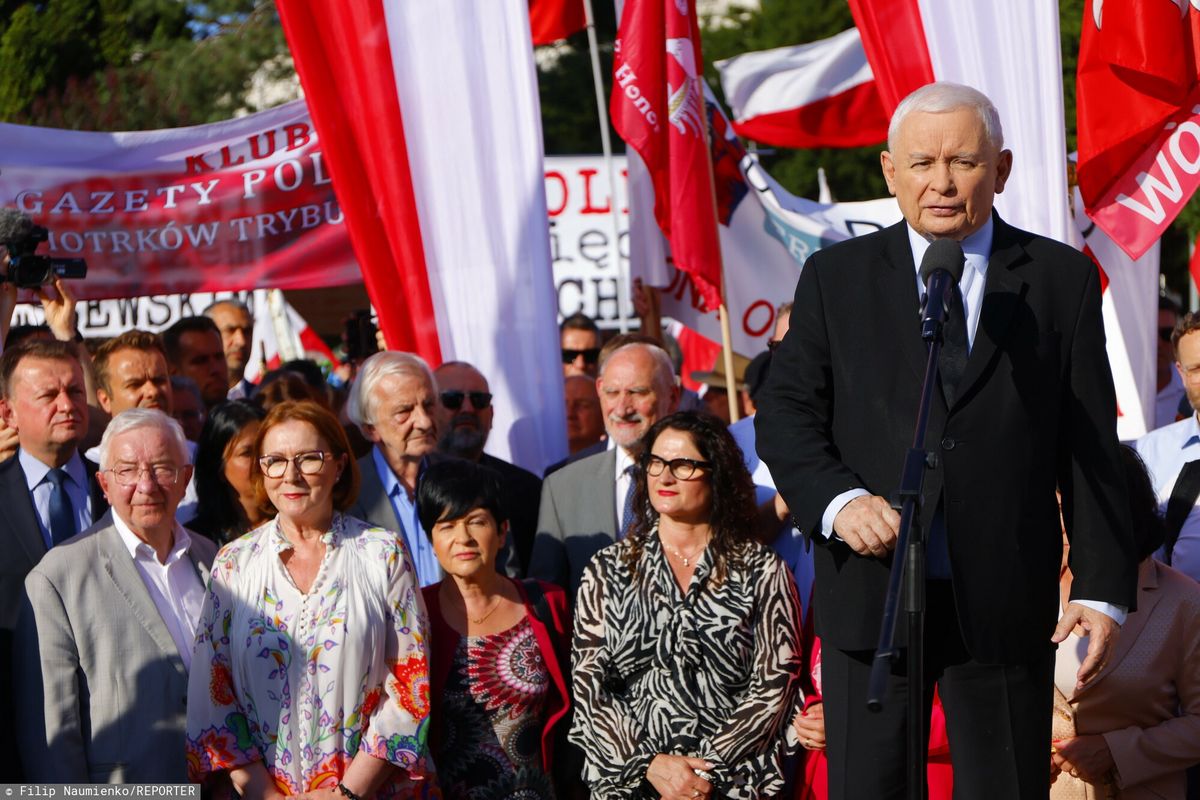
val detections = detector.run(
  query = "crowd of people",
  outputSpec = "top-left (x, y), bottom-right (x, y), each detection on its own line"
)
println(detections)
top-left (0, 80), bottom-right (1197, 800)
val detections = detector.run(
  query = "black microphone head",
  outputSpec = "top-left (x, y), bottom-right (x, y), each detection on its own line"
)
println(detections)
top-left (919, 238), bottom-right (966, 287)
top-left (0, 208), bottom-right (33, 247)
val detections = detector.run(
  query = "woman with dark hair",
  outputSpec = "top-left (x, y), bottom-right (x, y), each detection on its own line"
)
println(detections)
top-left (571, 410), bottom-right (803, 799)
top-left (416, 458), bottom-right (571, 799)
top-left (1051, 445), bottom-right (1200, 799)
top-left (186, 400), bottom-right (433, 797)
top-left (186, 400), bottom-right (268, 544)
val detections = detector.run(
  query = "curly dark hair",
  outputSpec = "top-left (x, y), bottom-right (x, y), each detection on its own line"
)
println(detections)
top-left (623, 411), bottom-right (758, 584)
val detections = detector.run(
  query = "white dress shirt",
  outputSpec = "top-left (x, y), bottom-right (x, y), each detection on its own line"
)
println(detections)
top-left (113, 515), bottom-right (206, 671)
top-left (613, 441), bottom-right (636, 537)
top-left (1133, 412), bottom-right (1200, 581)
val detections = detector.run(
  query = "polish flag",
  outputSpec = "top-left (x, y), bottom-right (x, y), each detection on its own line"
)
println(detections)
top-left (612, 0), bottom-right (723, 313)
top-left (530, 0), bottom-right (587, 45)
top-left (714, 28), bottom-right (889, 149)
top-left (276, 0), bottom-right (567, 472)
top-left (1076, 0), bottom-right (1200, 260)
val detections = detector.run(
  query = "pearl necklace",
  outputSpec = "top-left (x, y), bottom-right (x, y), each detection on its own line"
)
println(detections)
top-left (661, 535), bottom-right (709, 567)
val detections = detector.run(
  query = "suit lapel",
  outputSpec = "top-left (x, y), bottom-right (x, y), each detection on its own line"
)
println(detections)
top-left (595, 449), bottom-right (619, 538)
top-left (950, 217), bottom-right (1027, 411)
top-left (97, 524), bottom-right (187, 678)
top-left (1, 456), bottom-right (47, 565)
top-left (357, 455), bottom-right (402, 531)
top-left (879, 222), bottom-right (928, 383)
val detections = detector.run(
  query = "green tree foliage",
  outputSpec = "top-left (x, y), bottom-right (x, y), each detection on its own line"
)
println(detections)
top-left (0, 0), bottom-right (288, 130)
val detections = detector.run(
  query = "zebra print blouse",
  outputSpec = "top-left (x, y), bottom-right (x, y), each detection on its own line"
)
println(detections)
top-left (569, 533), bottom-right (804, 798)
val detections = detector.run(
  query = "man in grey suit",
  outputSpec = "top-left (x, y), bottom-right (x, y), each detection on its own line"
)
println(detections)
top-left (529, 342), bottom-right (679, 594)
top-left (15, 409), bottom-right (216, 782)
top-left (345, 350), bottom-right (444, 587)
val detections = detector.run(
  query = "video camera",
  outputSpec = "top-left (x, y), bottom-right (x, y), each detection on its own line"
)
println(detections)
top-left (0, 209), bottom-right (87, 289)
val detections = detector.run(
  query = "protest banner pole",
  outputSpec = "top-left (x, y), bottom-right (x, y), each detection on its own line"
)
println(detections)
top-left (583, 0), bottom-right (630, 333)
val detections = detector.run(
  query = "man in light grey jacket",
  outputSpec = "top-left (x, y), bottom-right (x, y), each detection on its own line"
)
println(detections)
top-left (15, 409), bottom-right (216, 783)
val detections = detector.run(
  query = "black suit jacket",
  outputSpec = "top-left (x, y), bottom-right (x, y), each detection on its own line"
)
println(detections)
top-left (755, 215), bottom-right (1137, 665)
top-left (0, 450), bottom-right (108, 779)
top-left (479, 453), bottom-right (542, 576)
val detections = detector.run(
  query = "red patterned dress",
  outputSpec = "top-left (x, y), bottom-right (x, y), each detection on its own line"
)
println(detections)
top-left (434, 616), bottom-right (556, 799)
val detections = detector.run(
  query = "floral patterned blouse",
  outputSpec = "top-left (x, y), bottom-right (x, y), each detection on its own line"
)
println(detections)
top-left (185, 513), bottom-right (434, 796)
top-left (435, 617), bottom-right (555, 799)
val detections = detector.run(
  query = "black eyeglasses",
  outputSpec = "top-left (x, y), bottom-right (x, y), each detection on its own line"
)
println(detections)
top-left (441, 390), bottom-right (492, 411)
top-left (258, 451), bottom-right (332, 478)
top-left (561, 347), bottom-right (600, 365)
top-left (1160, 327), bottom-right (1175, 343)
top-left (644, 454), bottom-right (712, 481)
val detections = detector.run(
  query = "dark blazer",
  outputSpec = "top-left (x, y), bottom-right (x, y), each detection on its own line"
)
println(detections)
top-left (755, 215), bottom-right (1138, 664)
top-left (0, 451), bottom-right (107, 780)
top-left (529, 448), bottom-right (618, 595)
top-left (479, 453), bottom-right (542, 576)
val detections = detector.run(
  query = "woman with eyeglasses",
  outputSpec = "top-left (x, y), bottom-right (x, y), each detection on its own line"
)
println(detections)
top-left (186, 400), bottom-right (435, 798)
top-left (571, 411), bottom-right (804, 799)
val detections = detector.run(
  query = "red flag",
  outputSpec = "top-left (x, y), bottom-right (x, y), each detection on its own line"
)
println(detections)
top-left (612, 0), bottom-right (722, 312)
top-left (1077, 0), bottom-right (1200, 258)
top-left (846, 0), bottom-right (934, 114)
top-left (530, 0), bottom-right (586, 45)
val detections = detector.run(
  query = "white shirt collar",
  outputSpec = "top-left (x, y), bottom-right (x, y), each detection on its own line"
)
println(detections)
top-left (112, 512), bottom-right (191, 566)
top-left (1182, 413), bottom-right (1200, 449)
top-left (906, 216), bottom-right (994, 279)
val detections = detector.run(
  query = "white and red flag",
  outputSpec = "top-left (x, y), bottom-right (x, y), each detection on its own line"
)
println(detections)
top-left (714, 28), bottom-right (889, 149)
top-left (277, 0), bottom-right (566, 472)
top-left (612, 0), bottom-right (722, 313)
top-left (1077, 0), bottom-right (1200, 260)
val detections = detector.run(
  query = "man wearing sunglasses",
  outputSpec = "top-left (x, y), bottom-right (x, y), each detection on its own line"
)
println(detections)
top-left (561, 312), bottom-right (602, 379)
top-left (434, 361), bottom-right (541, 575)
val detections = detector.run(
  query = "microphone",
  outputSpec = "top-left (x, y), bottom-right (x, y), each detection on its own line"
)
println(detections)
top-left (918, 238), bottom-right (965, 342)
top-left (0, 208), bottom-right (33, 247)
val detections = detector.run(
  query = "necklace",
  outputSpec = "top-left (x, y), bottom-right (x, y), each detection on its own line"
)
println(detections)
top-left (661, 537), bottom-right (709, 567)
top-left (468, 595), bottom-right (503, 625)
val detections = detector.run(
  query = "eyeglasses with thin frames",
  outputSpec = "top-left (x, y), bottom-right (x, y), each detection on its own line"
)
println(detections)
top-left (258, 450), bottom-right (333, 479)
top-left (107, 464), bottom-right (183, 487)
top-left (644, 454), bottom-right (713, 481)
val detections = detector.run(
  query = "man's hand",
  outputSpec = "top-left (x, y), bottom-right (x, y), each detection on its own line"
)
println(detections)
top-left (833, 495), bottom-right (900, 557)
top-left (646, 754), bottom-right (713, 800)
top-left (0, 417), bottom-right (18, 464)
top-left (792, 702), bottom-right (826, 750)
top-left (37, 278), bottom-right (77, 342)
top-left (1052, 734), bottom-right (1115, 784)
top-left (1051, 603), bottom-right (1120, 689)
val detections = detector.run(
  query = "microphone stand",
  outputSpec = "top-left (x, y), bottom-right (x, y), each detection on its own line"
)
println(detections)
top-left (866, 276), bottom-right (953, 800)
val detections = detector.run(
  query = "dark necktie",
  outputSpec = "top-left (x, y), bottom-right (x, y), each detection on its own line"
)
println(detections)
top-left (939, 284), bottom-right (969, 408)
top-left (46, 468), bottom-right (76, 546)
top-left (620, 464), bottom-right (638, 539)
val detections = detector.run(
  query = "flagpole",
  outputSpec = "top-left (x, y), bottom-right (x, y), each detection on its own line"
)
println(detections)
top-left (582, 0), bottom-right (630, 333)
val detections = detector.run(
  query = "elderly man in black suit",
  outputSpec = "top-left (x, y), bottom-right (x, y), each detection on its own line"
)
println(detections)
top-left (755, 82), bottom-right (1138, 798)
top-left (0, 339), bottom-right (109, 778)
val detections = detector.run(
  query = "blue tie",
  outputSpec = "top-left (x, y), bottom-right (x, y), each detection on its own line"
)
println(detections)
top-left (46, 468), bottom-right (76, 546)
top-left (620, 464), bottom-right (638, 539)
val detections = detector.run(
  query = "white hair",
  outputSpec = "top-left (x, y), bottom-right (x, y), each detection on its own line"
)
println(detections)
top-left (347, 351), bottom-right (437, 430)
top-left (600, 342), bottom-right (679, 396)
top-left (887, 82), bottom-right (1004, 153)
top-left (96, 408), bottom-right (190, 470)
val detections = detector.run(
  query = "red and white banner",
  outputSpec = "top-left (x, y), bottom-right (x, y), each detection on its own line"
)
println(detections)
top-left (1077, 0), bottom-right (1200, 260)
top-left (612, 0), bottom-right (722, 312)
top-left (276, 0), bottom-right (568, 472)
top-left (0, 102), bottom-right (357, 299)
top-left (714, 28), bottom-right (888, 149)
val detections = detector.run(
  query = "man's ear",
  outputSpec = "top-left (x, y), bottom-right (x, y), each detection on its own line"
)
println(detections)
top-left (96, 388), bottom-right (113, 415)
top-left (881, 150), bottom-right (898, 196)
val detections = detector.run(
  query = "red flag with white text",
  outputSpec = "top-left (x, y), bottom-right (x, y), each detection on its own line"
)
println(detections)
top-left (612, 0), bottom-right (722, 312)
top-left (1077, 0), bottom-right (1200, 259)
